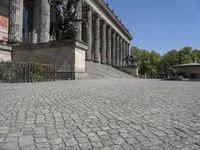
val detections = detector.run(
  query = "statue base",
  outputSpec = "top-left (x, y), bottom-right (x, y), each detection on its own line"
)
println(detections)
top-left (0, 44), bottom-right (12, 62)
top-left (117, 64), bottom-right (138, 78)
top-left (12, 39), bottom-right (88, 80)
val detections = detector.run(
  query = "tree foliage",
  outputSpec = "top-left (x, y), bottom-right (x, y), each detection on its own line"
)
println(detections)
top-left (131, 46), bottom-right (200, 77)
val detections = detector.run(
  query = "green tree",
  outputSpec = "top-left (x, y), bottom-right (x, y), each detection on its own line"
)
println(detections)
top-left (192, 49), bottom-right (200, 62)
top-left (178, 47), bottom-right (193, 64)
top-left (149, 51), bottom-right (161, 76)
top-left (131, 46), bottom-right (200, 77)
top-left (131, 47), bottom-right (161, 77)
top-left (161, 49), bottom-right (179, 75)
top-left (131, 46), bottom-right (142, 59)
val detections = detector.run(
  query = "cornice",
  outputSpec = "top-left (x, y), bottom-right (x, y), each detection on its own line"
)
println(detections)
top-left (92, 0), bottom-right (133, 40)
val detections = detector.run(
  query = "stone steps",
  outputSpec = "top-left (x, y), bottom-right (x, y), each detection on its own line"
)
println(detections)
top-left (86, 62), bottom-right (134, 79)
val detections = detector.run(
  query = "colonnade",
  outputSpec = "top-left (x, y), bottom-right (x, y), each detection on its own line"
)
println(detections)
top-left (8, 0), bottom-right (130, 67)
top-left (85, 5), bottom-right (130, 66)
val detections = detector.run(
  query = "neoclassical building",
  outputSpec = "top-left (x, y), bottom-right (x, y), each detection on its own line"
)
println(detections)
top-left (0, 0), bottom-right (132, 67)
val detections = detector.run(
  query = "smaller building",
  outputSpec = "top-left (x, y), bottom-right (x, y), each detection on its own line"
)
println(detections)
top-left (172, 63), bottom-right (200, 80)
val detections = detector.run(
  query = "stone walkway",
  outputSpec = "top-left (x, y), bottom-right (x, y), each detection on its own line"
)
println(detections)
top-left (0, 79), bottom-right (200, 150)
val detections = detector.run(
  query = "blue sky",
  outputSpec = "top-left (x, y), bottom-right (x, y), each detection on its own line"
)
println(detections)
top-left (104, 0), bottom-right (200, 55)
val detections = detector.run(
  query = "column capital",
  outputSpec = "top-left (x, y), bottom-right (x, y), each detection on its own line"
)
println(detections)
top-left (119, 36), bottom-right (123, 41)
top-left (94, 13), bottom-right (100, 19)
top-left (112, 30), bottom-right (116, 36)
top-left (116, 33), bottom-right (120, 39)
top-left (84, 5), bottom-right (94, 12)
top-left (101, 19), bottom-right (108, 25)
top-left (107, 25), bottom-right (112, 30)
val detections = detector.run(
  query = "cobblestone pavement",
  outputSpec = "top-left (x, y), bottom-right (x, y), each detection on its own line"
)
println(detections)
top-left (0, 79), bottom-right (200, 150)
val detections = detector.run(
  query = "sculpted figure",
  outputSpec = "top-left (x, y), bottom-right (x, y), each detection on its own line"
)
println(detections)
top-left (48, 0), bottom-right (86, 40)
top-left (123, 55), bottom-right (137, 65)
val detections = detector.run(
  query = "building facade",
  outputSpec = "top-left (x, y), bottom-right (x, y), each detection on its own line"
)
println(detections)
top-left (0, 0), bottom-right (132, 66)
top-left (0, 0), bottom-right (9, 43)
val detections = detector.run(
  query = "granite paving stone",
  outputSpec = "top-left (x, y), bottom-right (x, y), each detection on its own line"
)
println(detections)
top-left (0, 79), bottom-right (200, 149)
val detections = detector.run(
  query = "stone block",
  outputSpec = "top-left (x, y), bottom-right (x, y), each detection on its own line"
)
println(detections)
top-left (12, 39), bottom-right (88, 80)
top-left (0, 44), bottom-right (12, 61)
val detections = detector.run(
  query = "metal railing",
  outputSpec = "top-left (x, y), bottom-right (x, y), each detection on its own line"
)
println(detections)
top-left (0, 62), bottom-right (56, 83)
top-left (55, 66), bottom-right (75, 80)
top-left (0, 62), bottom-right (76, 83)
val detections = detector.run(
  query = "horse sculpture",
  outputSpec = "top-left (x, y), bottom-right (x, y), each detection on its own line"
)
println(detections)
top-left (123, 55), bottom-right (137, 65)
top-left (48, 0), bottom-right (87, 40)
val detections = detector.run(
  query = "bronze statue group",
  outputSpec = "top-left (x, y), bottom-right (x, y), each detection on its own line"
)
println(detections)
top-left (48, 0), bottom-right (83, 40)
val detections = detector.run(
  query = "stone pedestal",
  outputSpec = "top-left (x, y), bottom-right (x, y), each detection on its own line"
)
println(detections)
top-left (12, 40), bottom-right (88, 80)
top-left (118, 65), bottom-right (138, 78)
top-left (0, 44), bottom-right (12, 62)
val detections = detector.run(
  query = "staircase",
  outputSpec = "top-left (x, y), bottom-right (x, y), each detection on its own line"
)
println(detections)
top-left (86, 62), bottom-right (134, 79)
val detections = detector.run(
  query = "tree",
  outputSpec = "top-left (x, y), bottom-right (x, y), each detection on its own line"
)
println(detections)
top-left (131, 46), bottom-right (142, 59)
top-left (192, 49), bottom-right (200, 62)
top-left (178, 47), bottom-right (193, 64)
top-left (161, 49), bottom-right (179, 75)
top-left (149, 51), bottom-right (161, 76)
top-left (131, 46), bottom-right (200, 77)
top-left (131, 47), bottom-right (161, 77)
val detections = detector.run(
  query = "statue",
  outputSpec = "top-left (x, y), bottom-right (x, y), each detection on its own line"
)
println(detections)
top-left (48, 0), bottom-right (86, 40)
top-left (123, 55), bottom-right (137, 66)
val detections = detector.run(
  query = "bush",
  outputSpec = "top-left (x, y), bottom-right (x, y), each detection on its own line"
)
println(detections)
top-left (0, 62), bottom-right (55, 83)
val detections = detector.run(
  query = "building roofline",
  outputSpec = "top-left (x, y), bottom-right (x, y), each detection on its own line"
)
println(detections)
top-left (172, 63), bottom-right (200, 68)
top-left (94, 0), bottom-right (133, 40)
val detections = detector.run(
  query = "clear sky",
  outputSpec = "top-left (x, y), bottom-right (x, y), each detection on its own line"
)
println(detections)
top-left (104, 0), bottom-right (200, 55)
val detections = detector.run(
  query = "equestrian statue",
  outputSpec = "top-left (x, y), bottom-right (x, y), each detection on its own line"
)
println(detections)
top-left (123, 55), bottom-right (137, 66)
top-left (48, 0), bottom-right (87, 40)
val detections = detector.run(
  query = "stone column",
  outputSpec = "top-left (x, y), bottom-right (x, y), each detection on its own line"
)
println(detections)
top-left (94, 14), bottom-right (100, 63)
top-left (107, 26), bottom-right (112, 65)
top-left (122, 40), bottom-right (126, 66)
top-left (112, 31), bottom-right (116, 66)
top-left (127, 43), bottom-right (130, 56)
top-left (86, 6), bottom-right (92, 61)
top-left (119, 37), bottom-right (123, 66)
top-left (116, 34), bottom-right (120, 66)
top-left (39, 0), bottom-right (50, 43)
top-left (101, 21), bottom-right (107, 64)
top-left (8, 0), bottom-right (24, 44)
top-left (125, 42), bottom-right (128, 57)
top-left (32, 0), bottom-right (40, 43)
top-left (76, 0), bottom-right (82, 40)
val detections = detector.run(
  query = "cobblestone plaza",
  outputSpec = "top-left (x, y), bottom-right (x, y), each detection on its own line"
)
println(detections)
top-left (0, 79), bottom-right (200, 150)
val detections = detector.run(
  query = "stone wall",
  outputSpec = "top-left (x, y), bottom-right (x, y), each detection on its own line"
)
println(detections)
top-left (118, 65), bottom-right (138, 78)
top-left (12, 39), bottom-right (88, 80)
top-left (0, 44), bottom-right (11, 61)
